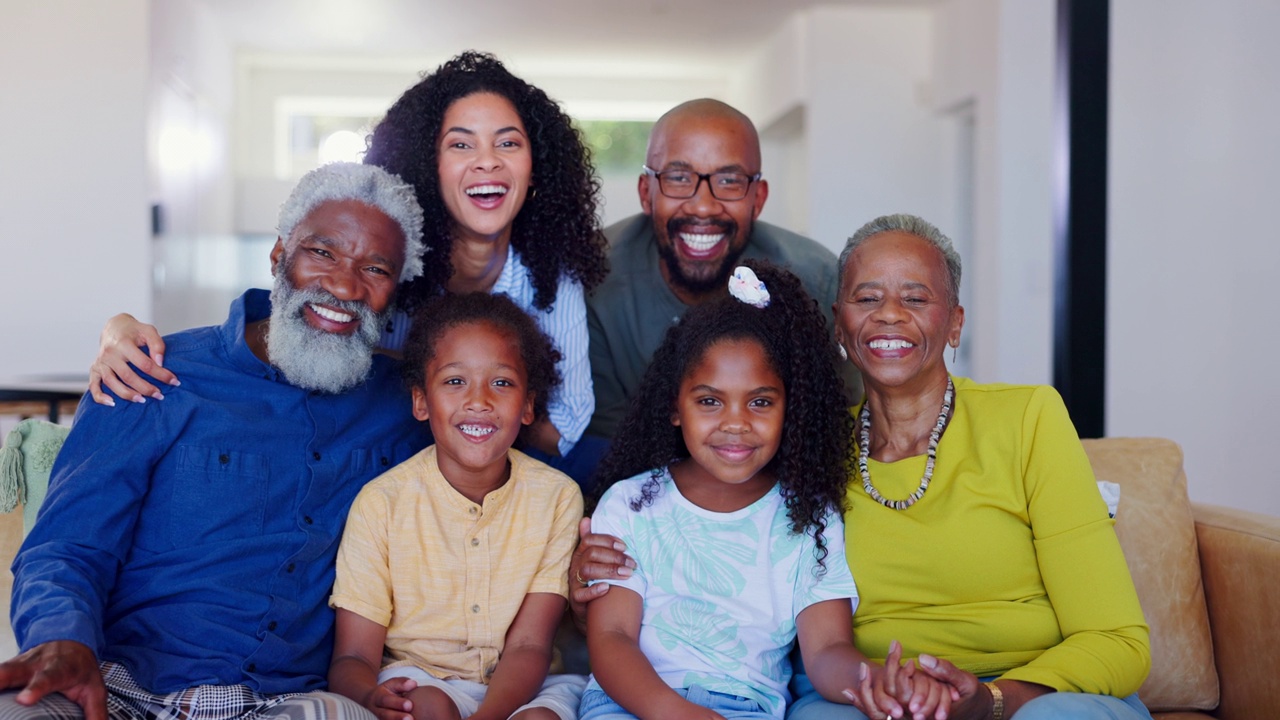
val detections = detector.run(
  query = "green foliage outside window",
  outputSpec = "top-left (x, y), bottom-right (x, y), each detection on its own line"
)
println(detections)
top-left (576, 120), bottom-right (654, 173)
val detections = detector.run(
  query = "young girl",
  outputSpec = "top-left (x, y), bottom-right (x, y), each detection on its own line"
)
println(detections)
top-left (328, 292), bottom-right (585, 720)
top-left (579, 262), bottom-right (950, 720)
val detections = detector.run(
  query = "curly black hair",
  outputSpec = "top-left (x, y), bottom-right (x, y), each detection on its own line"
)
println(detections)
top-left (590, 260), bottom-right (852, 566)
top-left (402, 292), bottom-right (563, 423)
top-left (365, 50), bottom-right (608, 313)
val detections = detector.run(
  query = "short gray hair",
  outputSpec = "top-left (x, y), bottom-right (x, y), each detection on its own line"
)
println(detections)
top-left (838, 213), bottom-right (962, 307)
top-left (277, 162), bottom-right (426, 283)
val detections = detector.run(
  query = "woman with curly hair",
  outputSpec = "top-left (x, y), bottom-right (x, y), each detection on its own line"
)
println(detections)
top-left (85, 51), bottom-right (610, 482)
top-left (576, 260), bottom-right (948, 720)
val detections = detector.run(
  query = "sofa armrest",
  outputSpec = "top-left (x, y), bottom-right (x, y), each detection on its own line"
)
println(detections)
top-left (1191, 502), bottom-right (1280, 720)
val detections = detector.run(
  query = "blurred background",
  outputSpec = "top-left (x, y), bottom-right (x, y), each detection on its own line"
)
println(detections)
top-left (1, 0), bottom-right (1277, 515)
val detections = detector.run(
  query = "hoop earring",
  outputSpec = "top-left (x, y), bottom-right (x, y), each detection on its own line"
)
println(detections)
top-left (838, 344), bottom-right (848, 361)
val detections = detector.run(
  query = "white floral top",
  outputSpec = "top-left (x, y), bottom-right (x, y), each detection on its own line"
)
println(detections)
top-left (585, 468), bottom-right (859, 717)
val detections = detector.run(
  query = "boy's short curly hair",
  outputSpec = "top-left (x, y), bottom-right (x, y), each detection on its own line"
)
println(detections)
top-left (402, 293), bottom-right (562, 422)
top-left (591, 260), bottom-right (851, 565)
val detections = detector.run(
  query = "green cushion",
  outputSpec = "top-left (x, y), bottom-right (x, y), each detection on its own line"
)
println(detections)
top-left (0, 419), bottom-right (70, 536)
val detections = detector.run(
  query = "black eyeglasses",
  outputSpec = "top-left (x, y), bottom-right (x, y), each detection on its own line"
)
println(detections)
top-left (643, 165), bottom-right (762, 201)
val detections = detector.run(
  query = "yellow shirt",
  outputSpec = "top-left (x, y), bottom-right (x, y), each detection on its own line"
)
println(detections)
top-left (844, 377), bottom-right (1150, 695)
top-left (331, 446), bottom-right (583, 683)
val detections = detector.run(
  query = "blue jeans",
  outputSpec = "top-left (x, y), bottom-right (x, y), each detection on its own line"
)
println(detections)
top-left (787, 670), bottom-right (1153, 720)
top-left (580, 686), bottom-right (772, 720)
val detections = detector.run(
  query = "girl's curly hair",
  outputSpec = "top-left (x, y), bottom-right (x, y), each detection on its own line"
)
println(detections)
top-left (590, 260), bottom-right (852, 566)
top-left (365, 50), bottom-right (608, 313)
top-left (402, 292), bottom-right (562, 424)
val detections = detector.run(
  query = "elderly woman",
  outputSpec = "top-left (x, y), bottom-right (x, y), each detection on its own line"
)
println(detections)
top-left (573, 214), bottom-right (1152, 720)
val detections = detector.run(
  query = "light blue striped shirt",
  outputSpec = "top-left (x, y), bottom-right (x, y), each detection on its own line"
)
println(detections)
top-left (381, 245), bottom-right (593, 455)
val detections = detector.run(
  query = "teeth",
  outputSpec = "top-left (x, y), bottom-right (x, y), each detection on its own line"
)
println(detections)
top-left (869, 339), bottom-right (915, 350)
top-left (466, 185), bottom-right (508, 196)
top-left (679, 233), bottom-right (724, 252)
top-left (460, 424), bottom-right (495, 438)
top-left (310, 304), bottom-right (354, 323)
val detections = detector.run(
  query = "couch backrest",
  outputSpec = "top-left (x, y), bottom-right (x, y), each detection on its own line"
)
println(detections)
top-left (1082, 437), bottom-right (1218, 712)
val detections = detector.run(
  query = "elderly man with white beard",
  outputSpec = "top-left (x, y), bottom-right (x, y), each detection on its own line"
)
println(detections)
top-left (0, 163), bottom-right (431, 720)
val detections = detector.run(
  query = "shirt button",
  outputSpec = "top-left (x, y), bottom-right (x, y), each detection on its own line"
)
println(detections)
top-left (219, 454), bottom-right (229, 464)
top-left (287, 563), bottom-right (296, 573)
top-left (471, 604), bottom-right (480, 613)
top-left (267, 621), bottom-right (277, 631)
top-left (303, 516), bottom-right (313, 525)
top-left (470, 538), bottom-right (479, 547)
top-left (468, 507), bottom-right (477, 515)
top-left (247, 663), bottom-right (256, 672)
top-left (380, 456), bottom-right (390, 466)
top-left (312, 452), bottom-right (321, 461)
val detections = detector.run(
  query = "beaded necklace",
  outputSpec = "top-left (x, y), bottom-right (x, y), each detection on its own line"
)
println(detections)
top-left (858, 377), bottom-right (954, 510)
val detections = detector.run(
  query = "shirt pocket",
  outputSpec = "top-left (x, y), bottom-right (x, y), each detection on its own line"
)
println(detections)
top-left (167, 445), bottom-right (270, 547)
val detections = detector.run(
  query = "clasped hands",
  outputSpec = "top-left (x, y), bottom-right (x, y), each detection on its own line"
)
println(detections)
top-left (569, 518), bottom-right (996, 720)
top-left (842, 640), bottom-right (958, 720)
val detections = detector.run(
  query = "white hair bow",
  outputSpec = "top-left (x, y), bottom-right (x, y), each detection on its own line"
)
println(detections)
top-left (728, 266), bottom-right (770, 308)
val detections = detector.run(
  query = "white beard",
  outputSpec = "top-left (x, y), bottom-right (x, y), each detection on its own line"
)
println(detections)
top-left (265, 273), bottom-right (388, 394)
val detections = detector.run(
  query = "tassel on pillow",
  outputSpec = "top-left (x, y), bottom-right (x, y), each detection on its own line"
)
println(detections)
top-left (0, 426), bottom-right (27, 514)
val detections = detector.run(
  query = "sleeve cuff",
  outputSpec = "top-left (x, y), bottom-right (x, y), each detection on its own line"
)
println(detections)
top-left (20, 611), bottom-right (102, 656)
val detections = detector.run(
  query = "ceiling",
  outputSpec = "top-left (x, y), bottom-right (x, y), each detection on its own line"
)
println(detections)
top-left (195, 0), bottom-right (939, 75)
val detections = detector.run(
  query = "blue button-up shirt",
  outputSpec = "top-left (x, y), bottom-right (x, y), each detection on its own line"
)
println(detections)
top-left (11, 289), bottom-right (430, 694)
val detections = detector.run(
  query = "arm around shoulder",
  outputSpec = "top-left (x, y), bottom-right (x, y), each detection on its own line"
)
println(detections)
top-left (88, 313), bottom-right (179, 405)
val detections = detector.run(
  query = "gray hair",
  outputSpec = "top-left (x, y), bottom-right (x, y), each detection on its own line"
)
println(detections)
top-left (838, 213), bottom-right (962, 307)
top-left (277, 162), bottom-right (426, 283)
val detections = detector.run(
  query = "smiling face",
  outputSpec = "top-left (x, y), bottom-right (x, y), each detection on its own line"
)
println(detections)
top-left (671, 338), bottom-right (784, 508)
top-left (263, 199), bottom-right (405, 393)
top-left (436, 91), bottom-right (533, 247)
top-left (835, 231), bottom-right (964, 392)
top-left (642, 108), bottom-right (769, 301)
top-left (411, 320), bottom-right (535, 490)
top-left (272, 199), bottom-right (405, 333)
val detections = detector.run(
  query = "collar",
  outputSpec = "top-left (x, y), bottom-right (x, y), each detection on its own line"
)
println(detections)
top-left (491, 243), bottom-right (520, 295)
top-left (219, 289), bottom-right (285, 382)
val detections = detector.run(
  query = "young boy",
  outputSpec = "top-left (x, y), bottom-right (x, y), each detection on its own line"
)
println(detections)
top-left (328, 292), bottom-right (585, 720)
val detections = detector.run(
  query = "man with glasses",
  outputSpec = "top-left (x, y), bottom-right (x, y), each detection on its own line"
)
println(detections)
top-left (586, 99), bottom-right (856, 438)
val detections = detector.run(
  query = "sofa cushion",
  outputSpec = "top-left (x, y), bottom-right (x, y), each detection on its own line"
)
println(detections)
top-left (0, 419), bottom-right (70, 659)
top-left (1081, 438), bottom-right (1218, 712)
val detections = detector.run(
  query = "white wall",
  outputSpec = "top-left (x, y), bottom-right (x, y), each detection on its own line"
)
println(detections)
top-left (0, 2), bottom-right (151, 378)
top-left (732, 6), bottom-right (947, 258)
top-left (931, 0), bottom-right (1056, 387)
top-left (1110, 1), bottom-right (1280, 516)
top-left (149, 0), bottom-right (238, 333)
top-left (803, 6), bottom-right (947, 256)
top-left (932, 0), bottom-right (1277, 515)
top-left (232, 55), bottom-right (730, 235)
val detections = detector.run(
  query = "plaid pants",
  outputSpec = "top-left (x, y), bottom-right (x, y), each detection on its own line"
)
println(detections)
top-left (0, 663), bottom-right (373, 720)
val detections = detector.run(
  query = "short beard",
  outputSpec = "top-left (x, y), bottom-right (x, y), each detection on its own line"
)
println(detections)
top-left (265, 272), bottom-right (387, 394)
top-left (656, 216), bottom-right (747, 296)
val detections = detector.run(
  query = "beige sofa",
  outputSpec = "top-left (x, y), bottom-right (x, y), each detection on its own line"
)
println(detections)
top-left (0, 435), bottom-right (1276, 717)
top-left (1080, 438), bottom-right (1279, 719)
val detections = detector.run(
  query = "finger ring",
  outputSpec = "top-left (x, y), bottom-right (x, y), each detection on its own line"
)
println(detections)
top-left (574, 569), bottom-right (588, 586)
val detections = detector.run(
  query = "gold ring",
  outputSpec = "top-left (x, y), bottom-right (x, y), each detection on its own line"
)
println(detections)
top-left (574, 569), bottom-right (587, 586)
